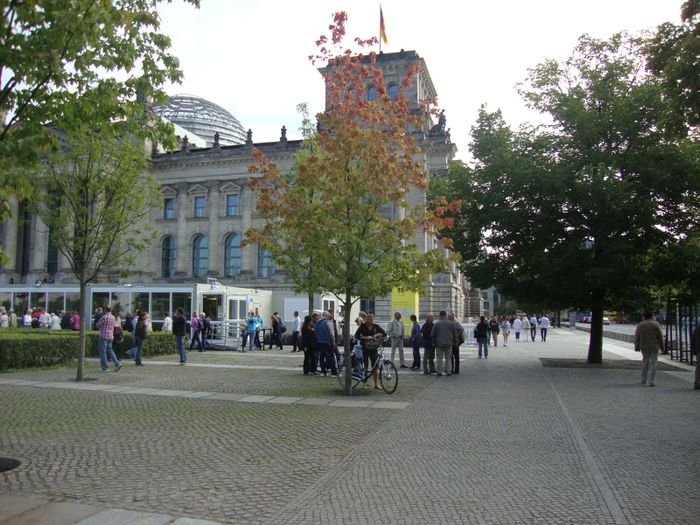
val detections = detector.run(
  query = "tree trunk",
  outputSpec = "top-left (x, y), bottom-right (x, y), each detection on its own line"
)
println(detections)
top-left (76, 279), bottom-right (87, 381)
top-left (342, 289), bottom-right (353, 396)
top-left (307, 292), bottom-right (314, 316)
top-left (587, 303), bottom-right (604, 364)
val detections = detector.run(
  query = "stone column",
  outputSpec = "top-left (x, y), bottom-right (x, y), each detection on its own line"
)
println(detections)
top-left (175, 184), bottom-right (189, 276)
top-left (30, 214), bottom-right (48, 279)
top-left (240, 185), bottom-right (254, 274)
top-left (207, 182), bottom-right (220, 276)
top-left (2, 195), bottom-right (19, 280)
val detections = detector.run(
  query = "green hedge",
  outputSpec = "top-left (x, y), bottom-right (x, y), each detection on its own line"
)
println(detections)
top-left (0, 329), bottom-right (177, 370)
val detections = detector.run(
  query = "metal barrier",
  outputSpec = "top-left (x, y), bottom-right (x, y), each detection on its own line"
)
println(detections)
top-left (665, 302), bottom-right (698, 364)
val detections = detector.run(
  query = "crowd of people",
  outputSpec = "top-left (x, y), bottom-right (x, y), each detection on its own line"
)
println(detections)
top-left (0, 306), bottom-right (81, 330)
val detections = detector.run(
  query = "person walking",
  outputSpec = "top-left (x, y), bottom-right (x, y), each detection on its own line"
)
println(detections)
top-left (386, 311), bottom-right (407, 368)
top-left (522, 315), bottom-right (531, 342)
top-left (172, 308), bottom-right (187, 364)
top-left (448, 312), bottom-right (464, 374)
top-left (315, 311), bottom-right (337, 376)
top-left (690, 323), bottom-right (700, 390)
top-left (409, 314), bottom-right (421, 370)
top-left (634, 312), bottom-right (665, 387)
top-left (474, 315), bottom-right (490, 358)
top-left (431, 311), bottom-right (456, 377)
top-left (96, 306), bottom-right (121, 373)
top-left (271, 312), bottom-right (283, 350)
top-left (513, 316), bottom-right (522, 342)
top-left (189, 312), bottom-right (204, 352)
top-left (243, 311), bottom-right (257, 352)
top-left (291, 311), bottom-right (301, 352)
top-left (489, 316), bottom-right (500, 347)
top-left (133, 311), bottom-right (148, 366)
top-left (529, 314), bottom-right (538, 341)
top-left (301, 315), bottom-right (316, 375)
top-left (501, 317), bottom-right (511, 347)
top-left (254, 310), bottom-right (264, 350)
top-left (421, 314), bottom-right (436, 375)
top-left (540, 314), bottom-right (550, 342)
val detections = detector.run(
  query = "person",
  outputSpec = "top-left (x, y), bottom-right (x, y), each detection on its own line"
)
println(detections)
top-left (474, 315), bottom-right (490, 358)
top-left (254, 310), bottom-right (264, 350)
top-left (513, 316), bottom-right (522, 342)
top-left (0, 308), bottom-right (8, 328)
top-left (522, 315), bottom-right (531, 342)
top-left (448, 312), bottom-right (464, 374)
top-left (22, 309), bottom-right (32, 328)
top-left (314, 311), bottom-right (337, 376)
top-left (301, 315), bottom-right (316, 374)
top-left (488, 316), bottom-right (499, 347)
top-left (133, 311), bottom-right (148, 366)
top-left (690, 323), bottom-right (700, 390)
top-left (271, 312), bottom-right (283, 350)
top-left (123, 312), bottom-right (133, 333)
top-left (9, 309), bottom-right (17, 328)
top-left (421, 314), bottom-right (436, 375)
top-left (172, 308), bottom-right (187, 364)
top-left (70, 310), bottom-right (80, 331)
top-left (432, 311), bottom-right (455, 376)
top-left (386, 311), bottom-right (407, 368)
top-left (634, 312), bottom-right (664, 387)
top-left (96, 306), bottom-right (121, 372)
top-left (39, 308), bottom-right (51, 329)
top-left (540, 314), bottom-right (550, 342)
top-left (310, 312), bottom-right (321, 368)
top-left (243, 311), bottom-right (257, 352)
top-left (409, 314), bottom-right (421, 371)
top-left (49, 313), bottom-right (62, 330)
top-left (291, 311), bottom-right (301, 352)
top-left (501, 317), bottom-right (511, 347)
top-left (93, 307), bottom-right (104, 330)
top-left (189, 312), bottom-right (204, 352)
top-left (201, 312), bottom-right (212, 349)
top-left (355, 314), bottom-right (385, 389)
top-left (529, 314), bottom-right (538, 341)
top-left (162, 312), bottom-right (172, 333)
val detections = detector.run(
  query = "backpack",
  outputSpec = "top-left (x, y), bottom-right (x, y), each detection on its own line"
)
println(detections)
top-left (113, 325), bottom-right (124, 344)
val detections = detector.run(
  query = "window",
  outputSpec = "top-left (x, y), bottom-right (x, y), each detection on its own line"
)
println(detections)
top-left (161, 236), bottom-right (176, 278)
top-left (226, 194), bottom-right (238, 216)
top-left (388, 84), bottom-right (399, 101)
top-left (192, 235), bottom-right (209, 278)
top-left (360, 297), bottom-right (375, 315)
top-left (258, 246), bottom-right (274, 278)
top-left (46, 228), bottom-right (58, 275)
top-left (224, 233), bottom-right (241, 277)
top-left (322, 299), bottom-right (336, 314)
top-left (163, 198), bottom-right (175, 219)
top-left (194, 195), bottom-right (206, 218)
top-left (378, 202), bottom-right (393, 219)
top-left (366, 86), bottom-right (377, 102)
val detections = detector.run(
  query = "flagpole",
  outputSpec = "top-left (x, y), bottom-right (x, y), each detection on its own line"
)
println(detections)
top-left (379, 4), bottom-right (382, 53)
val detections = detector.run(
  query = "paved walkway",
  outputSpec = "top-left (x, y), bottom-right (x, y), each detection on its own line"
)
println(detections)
top-left (1, 329), bottom-right (698, 524)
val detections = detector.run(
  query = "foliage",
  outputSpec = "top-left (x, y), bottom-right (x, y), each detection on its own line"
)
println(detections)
top-left (245, 12), bottom-right (458, 392)
top-left (441, 32), bottom-right (700, 363)
top-left (0, 329), bottom-right (177, 370)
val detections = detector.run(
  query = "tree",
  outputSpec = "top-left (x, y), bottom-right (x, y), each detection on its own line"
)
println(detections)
top-left (34, 110), bottom-right (160, 381)
top-left (245, 12), bottom-right (457, 393)
top-left (0, 0), bottom-right (198, 258)
top-left (442, 32), bottom-right (700, 363)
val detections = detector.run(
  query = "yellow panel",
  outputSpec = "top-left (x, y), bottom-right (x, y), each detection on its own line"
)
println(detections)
top-left (391, 288), bottom-right (419, 329)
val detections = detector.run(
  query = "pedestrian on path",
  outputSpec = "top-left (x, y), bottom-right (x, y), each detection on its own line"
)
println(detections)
top-left (421, 314), bottom-right (436, 375)
top-left (489, 316), bottom-right (500, 347)
top-left (133, 311), bottom-right (148, 366)
top-left (540, 314), bottom-right (550, 342)
top-left (291, 311), bottom-right (301, 352)
top-left (96, 306), bottom-right (121, 372)
top-left (432, 311), bottom-right (455, 376)
top-left (513, 316), bottom-right (522, 341)
top-left (409, 314), bottom-right (421, 370)
top-left (474, 316), bottom-right (490, 358)
top-left (387, 311), bottom-right (407, 368)
top-left (301, 315), bottom-right (316, 375)
top-left (634, 312), bottom-right (664, 387)
top-left (173, 308), bottom-right (187, 364)
top-left (243, 311), bottom-right (257, 352)
top-left (355, 314), bottom-right (385, 389)
top-left (501, 317), bottom-right (511, 347)
top-left (315, 311), bottom-right (337, 377)
top-left (189, 312), bottom-right (204, 352)
top-left (529, 314), bottom-right (538, 341)
top-left (522, 316), bottom-right (531, 341)
top-left (448, 312), bottom-right (464, 374)
top-left (691, 324), bottom-right (700, 390)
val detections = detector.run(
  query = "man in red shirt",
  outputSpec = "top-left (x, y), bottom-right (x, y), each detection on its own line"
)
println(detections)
top-left (96, 306), bottom-right (121, 372)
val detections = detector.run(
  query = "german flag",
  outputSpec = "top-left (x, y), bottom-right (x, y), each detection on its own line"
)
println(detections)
top-left (380, 6), bottom-right (388, 44)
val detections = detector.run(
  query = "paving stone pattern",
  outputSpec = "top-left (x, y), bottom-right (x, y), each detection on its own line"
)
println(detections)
top-left (1, 331), bottom-right (698, 524)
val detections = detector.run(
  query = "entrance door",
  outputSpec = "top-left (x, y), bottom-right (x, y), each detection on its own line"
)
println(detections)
top-left (201, 293), bottom-right (223, 340)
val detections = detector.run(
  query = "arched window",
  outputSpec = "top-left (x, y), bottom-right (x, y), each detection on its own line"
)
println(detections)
top-left (366, 86), bottom-right (377, 102)
top-left (161, 236), bottom-right (177, 278)
top-left (192, 234), bottom-right (209, 279)
top-left (258, 246), bottom-right (274, 278)
top-left (388, 84), bottom-right (399, 101)
top-left (224, 233), bottom-right (241, 277)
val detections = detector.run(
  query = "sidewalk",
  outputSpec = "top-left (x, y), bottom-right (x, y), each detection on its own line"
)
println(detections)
top-left (1, 328), bottom-right (698, 524)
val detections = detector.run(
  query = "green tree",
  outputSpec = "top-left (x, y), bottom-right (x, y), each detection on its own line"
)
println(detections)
top-left (0, 0), bottom-right (198, 258)
top-left (245, 12), bottom-right (457, 393)
top-left (443, 32), bottom-right (700, 363)
top-left (35, 110), bottom-right (160, 381)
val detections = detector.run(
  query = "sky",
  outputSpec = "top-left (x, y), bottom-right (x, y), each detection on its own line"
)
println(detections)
top-left (158, 0), bottom-right (683, 161)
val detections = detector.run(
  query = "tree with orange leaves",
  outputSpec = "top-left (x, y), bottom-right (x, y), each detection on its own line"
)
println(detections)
top-left (245, 12), bottom-right (458, 394)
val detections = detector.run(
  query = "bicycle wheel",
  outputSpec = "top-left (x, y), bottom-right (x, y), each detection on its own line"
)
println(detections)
top-left (379, 360), bottom-right (398, 394)
top-left (337, 363), bottom-right (361, 390)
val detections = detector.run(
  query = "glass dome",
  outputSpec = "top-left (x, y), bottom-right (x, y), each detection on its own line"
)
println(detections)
top-left (153, 94), bottom-right (246, 147)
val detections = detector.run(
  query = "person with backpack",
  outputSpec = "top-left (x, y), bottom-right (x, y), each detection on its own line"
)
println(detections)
top-left (189, 312), bottom-right (204, 352)
top-left (172, 308), bottom-right (187, 364)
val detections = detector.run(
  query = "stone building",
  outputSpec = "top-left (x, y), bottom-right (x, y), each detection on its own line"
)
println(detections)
top-left (0, 50), bottom-right (481, 323)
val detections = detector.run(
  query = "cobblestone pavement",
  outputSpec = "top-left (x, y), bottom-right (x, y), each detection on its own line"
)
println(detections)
top-left (1, 331), bottom-right (698, 524)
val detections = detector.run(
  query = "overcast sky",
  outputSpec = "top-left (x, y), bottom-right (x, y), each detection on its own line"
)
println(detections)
top-left (158, 0), bottom-right (682, 161)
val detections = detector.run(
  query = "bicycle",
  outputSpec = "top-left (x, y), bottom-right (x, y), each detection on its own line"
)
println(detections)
top-left (337, 337), bottom-right (398, 394)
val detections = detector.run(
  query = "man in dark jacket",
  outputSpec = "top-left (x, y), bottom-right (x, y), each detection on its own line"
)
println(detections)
top-left (474, 316), bottom-right (490, 358)
top-left (172, 308), bottom-right (187, 364)
top-left (431, 311), bottom-right (456, 376)
top-left (421, 314), bottom-right (436, 375)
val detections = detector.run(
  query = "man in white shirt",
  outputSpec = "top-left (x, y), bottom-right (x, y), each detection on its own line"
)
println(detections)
top-left (291, 311), bottom-right (301, 352)
top-left (540, 314), bottom-right (550, 342)
top-left (386, 311), bottom-right (407, 368)
top-left (529, 314), bottom-right (538, 341)
top-left (513, 316), bottom-right (522, 341)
